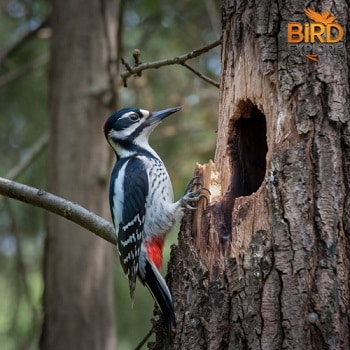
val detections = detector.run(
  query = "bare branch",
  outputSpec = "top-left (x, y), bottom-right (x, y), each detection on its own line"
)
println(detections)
top-left (121, 38), bottom-right (222, 87)
top-left (121, 57), bottom-right (133, 73)
top-left (134, 328), bottom-right (153, 350)
top-left (0, 177), bottom-right (116, 245)
top-left (182, 62), bottom-right (219, 88)
top-left (5, 132), bottom-right (49, 181)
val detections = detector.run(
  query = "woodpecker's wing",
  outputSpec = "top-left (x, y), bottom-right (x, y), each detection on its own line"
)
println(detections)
top-left (118, 157), bottom-right (149, 301)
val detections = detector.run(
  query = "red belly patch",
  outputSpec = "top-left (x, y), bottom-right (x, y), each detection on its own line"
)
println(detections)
top-left (145, 237), bottom-right (165, 271)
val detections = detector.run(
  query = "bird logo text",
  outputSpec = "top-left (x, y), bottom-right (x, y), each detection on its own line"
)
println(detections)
top-left (287, 8), bottom-right (344, 61)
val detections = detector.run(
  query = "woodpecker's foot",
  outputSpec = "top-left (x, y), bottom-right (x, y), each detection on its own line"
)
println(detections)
top-left (181, 176), bottom-right (210, 210)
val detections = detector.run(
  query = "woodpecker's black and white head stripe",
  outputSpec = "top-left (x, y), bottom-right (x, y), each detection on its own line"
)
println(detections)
top-left (104, 108), bottom-right (149, 141)
top-left (104, 106), bottom-right (182, 159)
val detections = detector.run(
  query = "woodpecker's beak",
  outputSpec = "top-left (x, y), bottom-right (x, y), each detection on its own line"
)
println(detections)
top-left (149, 106), bottom-right (183, 125)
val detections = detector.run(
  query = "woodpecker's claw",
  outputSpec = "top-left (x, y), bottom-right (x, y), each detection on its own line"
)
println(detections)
top-left (183, 176), bottom-right (202, 194)
top-left (184, 194), bottom-right (209, 209)
top-left (181, 176), bottom-right (210, 209)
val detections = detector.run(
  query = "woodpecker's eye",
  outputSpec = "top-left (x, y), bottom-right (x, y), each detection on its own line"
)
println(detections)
top-left (129, 113), bottom-right (140, 122)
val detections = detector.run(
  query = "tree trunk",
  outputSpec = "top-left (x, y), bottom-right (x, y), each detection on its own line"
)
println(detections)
top-left (40, 1), bottom-right (118, 349)
top-left (152, 0), bottom-right (350, 349)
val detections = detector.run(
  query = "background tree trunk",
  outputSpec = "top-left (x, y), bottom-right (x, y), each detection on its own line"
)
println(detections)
top-left (40, 1), bottom-right (118, 349)
top-left (152, 0), bottom-right (350, 349)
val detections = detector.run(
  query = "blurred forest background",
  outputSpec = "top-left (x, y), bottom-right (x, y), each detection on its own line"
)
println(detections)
top-left (0, 0), bottom-right (220, 349)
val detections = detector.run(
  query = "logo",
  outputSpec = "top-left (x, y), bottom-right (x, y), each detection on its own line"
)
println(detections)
top-left (287, 8), bottom-right (344, 61)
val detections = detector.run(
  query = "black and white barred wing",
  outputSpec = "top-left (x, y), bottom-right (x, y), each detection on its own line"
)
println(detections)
top-left (118, 157), bottom-right (149, 301)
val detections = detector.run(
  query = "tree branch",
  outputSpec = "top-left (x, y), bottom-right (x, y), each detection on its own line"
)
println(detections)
top-left (120, 38), bottom-right (222, 87)
top-left (0, 177), bottom-right (116, 245)
top-left (182, 62), bottom-right (219, 88)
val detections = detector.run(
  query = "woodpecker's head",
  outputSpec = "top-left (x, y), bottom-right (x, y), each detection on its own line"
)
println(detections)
top-left (104, 106), bottom-right (182, 157)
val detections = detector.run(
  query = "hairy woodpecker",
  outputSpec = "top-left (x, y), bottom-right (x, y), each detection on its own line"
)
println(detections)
top-left (104, 106), bottom-right (205, 325)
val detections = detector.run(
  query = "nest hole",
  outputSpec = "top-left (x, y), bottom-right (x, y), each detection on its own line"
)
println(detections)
top-left (228, 102), bottom-right (267, 198)
top-left (213, 101), bottom-right (268, 244)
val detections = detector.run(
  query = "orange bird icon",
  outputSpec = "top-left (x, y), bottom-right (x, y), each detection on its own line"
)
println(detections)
top-left (304, 8), bottom-right (336, 25)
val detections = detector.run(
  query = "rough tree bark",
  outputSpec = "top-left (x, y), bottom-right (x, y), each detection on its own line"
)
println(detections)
top-left (40, 1), bottom-right (118, 349)
top-left (152, 0), bottom-right (350, 349)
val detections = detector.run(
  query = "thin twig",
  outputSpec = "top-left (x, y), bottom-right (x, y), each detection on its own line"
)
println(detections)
top-left (0, 177), bottom-right (116, 245)
top-left (182, 62), bottom-right (219, 88)
top-left (134, 328), bottom-right (153, 350)
top-left (121, 57), bottom-right (133, 73)
top-left (120, 38), bottom-right (222, 87)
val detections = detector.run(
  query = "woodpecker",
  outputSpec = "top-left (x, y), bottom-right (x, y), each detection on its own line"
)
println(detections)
top-left (104, 106), bottom-right (205, 325)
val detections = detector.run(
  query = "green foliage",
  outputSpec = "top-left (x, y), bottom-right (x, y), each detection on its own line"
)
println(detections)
top-left (0, 0), bottom-right (220, 348)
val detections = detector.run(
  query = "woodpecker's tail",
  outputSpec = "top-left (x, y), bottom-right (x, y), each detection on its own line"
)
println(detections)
top-left (142, 258), bottom-right (176, 326)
